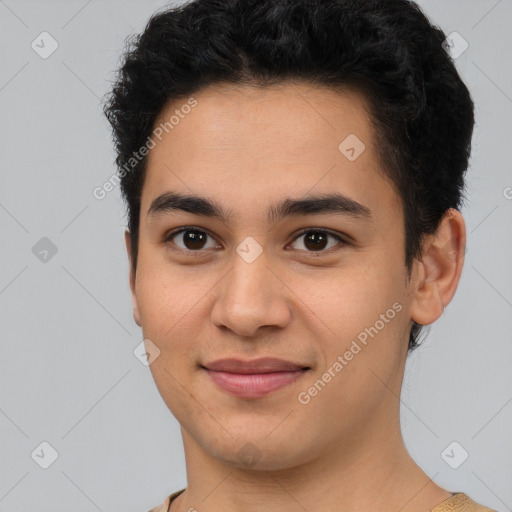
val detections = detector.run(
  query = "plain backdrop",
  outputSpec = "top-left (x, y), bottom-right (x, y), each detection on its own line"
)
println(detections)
top-left (0, 1), bottom-right (511, 511)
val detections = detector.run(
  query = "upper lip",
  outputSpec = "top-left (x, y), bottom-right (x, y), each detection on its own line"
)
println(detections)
top-left (202, 357), bottom-right (310, 374)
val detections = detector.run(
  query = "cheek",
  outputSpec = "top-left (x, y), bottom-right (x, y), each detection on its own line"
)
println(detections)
top-left (295, 263), bottom-right (406, 387)
top-left (135, 256), bottom-right (198, 335)
top-left (135, 283), bottom-right (195, 394)
top-left (138, 272), bottom-right (203, 414)
top-left (300, 312), bottom-right (405, 434)
top-left (289, 261), bottom-right (397, 334)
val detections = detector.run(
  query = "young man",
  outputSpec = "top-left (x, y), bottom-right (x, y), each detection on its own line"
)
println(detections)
top-left (104, 0), bottom-right (495, 510)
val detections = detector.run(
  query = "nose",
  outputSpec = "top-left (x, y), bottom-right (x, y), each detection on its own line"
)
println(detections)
top-left (211, 249), bottom-right (291, 338)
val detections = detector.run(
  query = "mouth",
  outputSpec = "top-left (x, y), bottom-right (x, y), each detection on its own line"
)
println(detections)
top-left (201, 357), bottom-right (311, 399)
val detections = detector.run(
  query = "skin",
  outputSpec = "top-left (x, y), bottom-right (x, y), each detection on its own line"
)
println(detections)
top-left (125, 82), bottom-right (466, 512)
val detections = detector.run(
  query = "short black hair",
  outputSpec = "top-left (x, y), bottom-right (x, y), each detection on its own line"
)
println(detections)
top-left (103, 0), bottom-right (475, 351)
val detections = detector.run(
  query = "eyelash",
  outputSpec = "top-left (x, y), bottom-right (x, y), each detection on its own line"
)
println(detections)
top-left (162, 226), bottom-right (349, 257)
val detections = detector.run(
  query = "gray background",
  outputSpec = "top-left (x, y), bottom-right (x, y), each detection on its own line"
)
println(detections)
top-left (0, 0), bottom-right (511, 511)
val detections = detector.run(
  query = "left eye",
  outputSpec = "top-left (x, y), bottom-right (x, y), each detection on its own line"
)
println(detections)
top-left (288, 229), bottom-right (346, 253)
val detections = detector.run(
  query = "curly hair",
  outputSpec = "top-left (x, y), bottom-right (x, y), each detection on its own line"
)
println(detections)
top-left (103, 0), bottom-right (475, 351)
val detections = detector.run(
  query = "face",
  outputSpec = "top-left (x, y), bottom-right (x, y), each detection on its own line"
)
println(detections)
top-left (127, 82), bottom-right (420, 470)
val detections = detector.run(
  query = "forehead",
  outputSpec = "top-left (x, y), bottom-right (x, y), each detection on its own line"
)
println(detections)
top-left (141, 82), bottom-right (401, 229)
top-left (152, 82), bottom-right (374, 160)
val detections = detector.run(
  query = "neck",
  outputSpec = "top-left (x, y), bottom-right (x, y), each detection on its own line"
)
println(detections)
top-left (171, 411), bottom-right (450, 512)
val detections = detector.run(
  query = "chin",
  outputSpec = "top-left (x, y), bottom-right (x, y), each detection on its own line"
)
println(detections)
top-left (206, 434), bottom-right (312, 472)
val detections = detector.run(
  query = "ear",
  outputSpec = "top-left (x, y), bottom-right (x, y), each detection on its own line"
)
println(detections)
top-left (409, 208), bottom-right (466, 326)
top-left (124, 230), bottom-right (141, 327)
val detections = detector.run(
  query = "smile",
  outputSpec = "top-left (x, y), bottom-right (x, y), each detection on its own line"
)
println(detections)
top-left (203, 368), bottom-right (309, 398)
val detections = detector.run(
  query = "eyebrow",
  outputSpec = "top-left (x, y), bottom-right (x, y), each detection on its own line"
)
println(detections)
top-left (147, 191), bottom-right (372, 224)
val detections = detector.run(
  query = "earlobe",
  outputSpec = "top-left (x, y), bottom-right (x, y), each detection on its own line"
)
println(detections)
top-left (124, 230), bottom-right (142, 327)
top-left (409, 208), bottom-right (466, 326)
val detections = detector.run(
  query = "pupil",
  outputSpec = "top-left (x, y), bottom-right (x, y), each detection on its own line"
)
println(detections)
top-left (184, 230), bottom-right (206, 250)
top-left (305, 232), bottom-right (327, 251)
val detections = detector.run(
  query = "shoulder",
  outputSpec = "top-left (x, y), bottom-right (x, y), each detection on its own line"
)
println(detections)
top-left (147, 496), bottom-right (170, 512)
top-left (147, 489), bottom-right (186, 512)
top-left (432, 492), bottom-right (496, 512)
top-left (148, 490), bottom-right (495, 512)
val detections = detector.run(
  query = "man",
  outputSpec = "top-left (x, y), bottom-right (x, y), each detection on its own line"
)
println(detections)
top-left (104, 0), bottom-right (495, 510)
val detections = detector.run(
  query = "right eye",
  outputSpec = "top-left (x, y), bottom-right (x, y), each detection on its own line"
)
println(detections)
top-left (163, 227), bottom-right (221, 254)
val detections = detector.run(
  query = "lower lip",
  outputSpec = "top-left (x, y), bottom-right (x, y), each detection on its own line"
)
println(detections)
top-left (203, 368), bottom-right (308, 398)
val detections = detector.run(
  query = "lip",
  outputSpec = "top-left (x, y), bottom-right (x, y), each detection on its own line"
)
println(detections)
top-left (202, 358), bottom-right (310, 398)
top-left (203, 357), bottom-right (308, 373)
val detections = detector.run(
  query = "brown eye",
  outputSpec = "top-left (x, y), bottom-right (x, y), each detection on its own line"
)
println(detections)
top-left (165, 228), bottom-right (219, 253)
top-left (303, 231), bottom-right (328, 251)
top-left (181, 229), bottom-right (207, 250)
top-left (289, 229), bottom-right (346, 253)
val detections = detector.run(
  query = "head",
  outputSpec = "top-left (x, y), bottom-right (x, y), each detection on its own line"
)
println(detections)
top-left (104, 0), bottom-right (473, 470)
